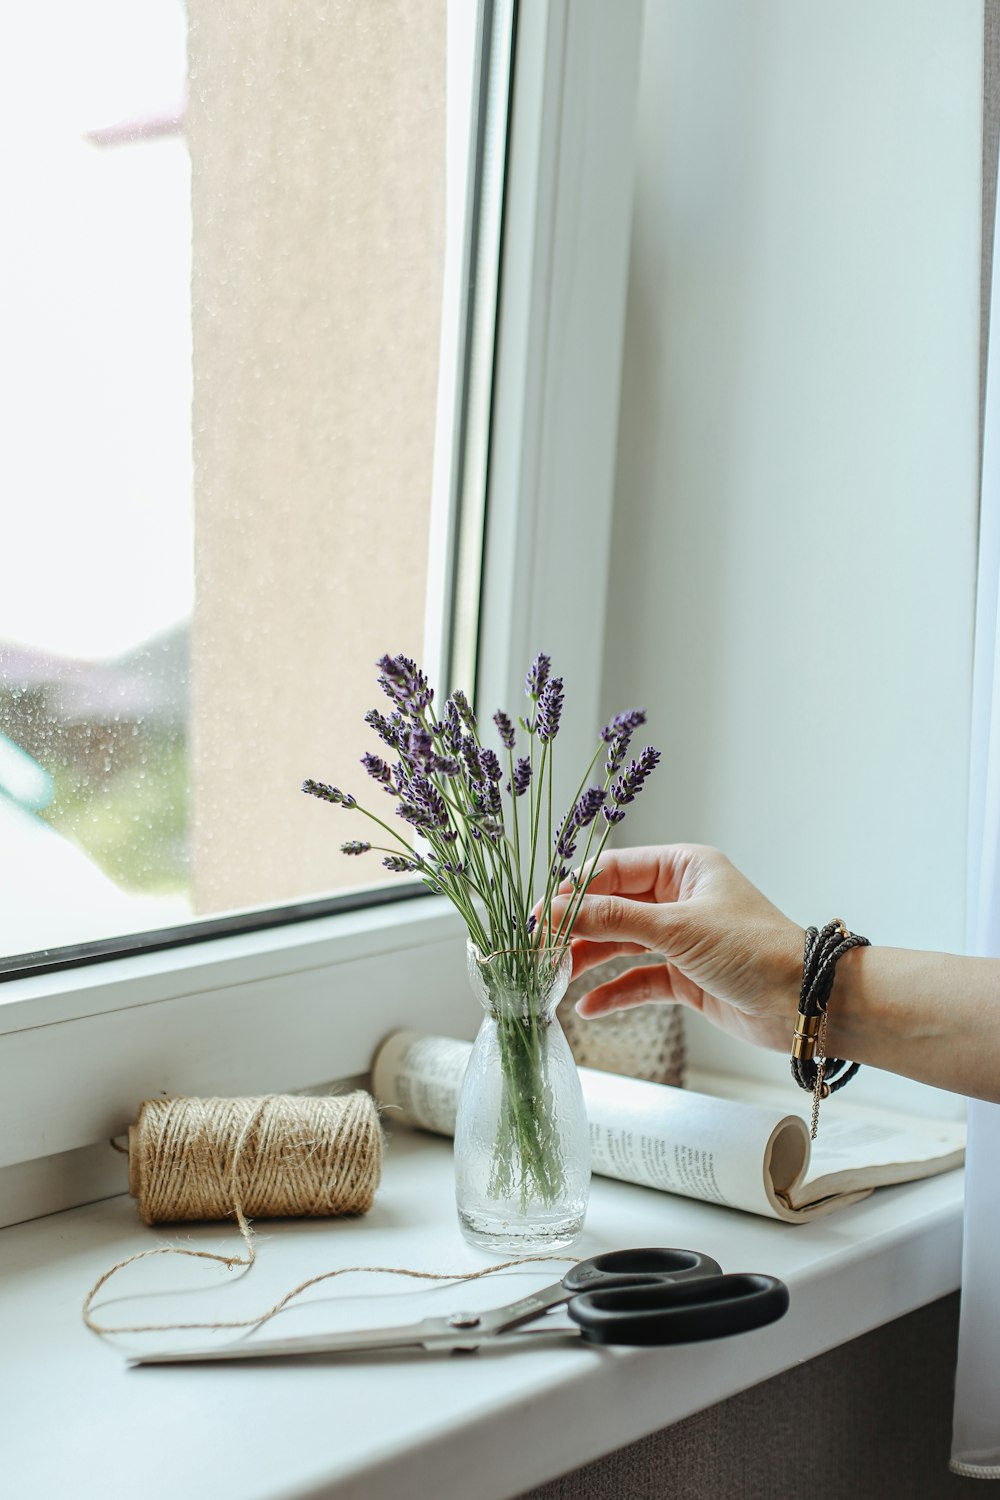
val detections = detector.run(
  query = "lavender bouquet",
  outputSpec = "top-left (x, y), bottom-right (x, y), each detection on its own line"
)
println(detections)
top-left (304, 652), bottom-right (660, 1224)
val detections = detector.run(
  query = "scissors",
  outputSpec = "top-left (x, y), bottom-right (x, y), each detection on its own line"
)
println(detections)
top-left (130, 1248), bottom-right (789, 1365)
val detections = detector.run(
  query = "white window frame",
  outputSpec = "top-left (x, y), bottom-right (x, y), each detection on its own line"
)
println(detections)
top-left (0, 0), bottom-right (643, 1195)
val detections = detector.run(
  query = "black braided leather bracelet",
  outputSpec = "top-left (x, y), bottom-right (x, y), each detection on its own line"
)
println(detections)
top-left (790, 919), bottom-right (870, 1138)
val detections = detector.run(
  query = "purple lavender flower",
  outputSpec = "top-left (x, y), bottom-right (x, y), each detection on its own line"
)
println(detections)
top-left (361, 752), bottom-right (395, 792)
top-left (365, 708), bottom-right (407, 751)
top-left (526, 913), bottom-right (537, 936)
top-left (396, 773), bottom-right (449, 834)
top-left (440, 859), bottom-right (465, 876)
top-left (600, 709), bottom-right (647, 743)
top-left (460, 735), bottom-right (483, 782)
top-left (450, 689), bottom-right (477, 732)
top-left (493, 710), bottom-right (516, 749)
top-left (525, 653), bottom-right (551, 699)
top-left (432, 755), bottom-right (461, 776)
top-left (383, 854), bottom-right (423, 873)
top-left (536, 677), bottom-right (564, 744)
top-left (509, 757), bottom-right (532, 797)
top-left (550, 786), bottom-right (605, 869)
top-left (610, 746), bottom-right (661, 808)
top-left (340, 840), bottom-right (371, 855)
top-left (479, 748), bottom-right (502, 783)
top-left (376, 654), bottom-right (433, 715)
top-left (554, 822), bottom-right (578, 862)
top-left (571, 786), bottom-right (607, 830)
top-left (397, 801), bottom-right (441, 833)
top-left (483, 780), bottom-right (502, 818)
top-left (605, 733), bottom-right (630, 778)
top-left (302, 780), bottom-right (357, 809)
top-left (442, 697), bottom-right (464, 752)
top-left (406, 727), bottom-right (434, 767)
top-left (602, 806), bottom-right (626, 826)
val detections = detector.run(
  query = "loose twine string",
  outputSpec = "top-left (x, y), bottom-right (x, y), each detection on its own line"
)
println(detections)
top-left (83, 1093), bottom-right (575, 1338)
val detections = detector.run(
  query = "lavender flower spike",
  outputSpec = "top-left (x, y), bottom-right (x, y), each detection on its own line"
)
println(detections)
top-left (375, 654), bottom-right (433, 714)
top-left (450, 689), bottom-right (477, 732)
top-left (554, 821), bottom-right (578, 862)
top-left (396, 775), bottom-right (449, 833)
top-left (600, 708), bottom-right (647, 744)
top-left (341, 840), bottom-right (371, 855)
top-left (610, 746), bottom-right (662, 808)
top-left (302, 779), bottom-right (357, 809)
top-left (364, 708), bottom-right (406, 751)
top-left (572, 786), bottom-right (607, 830)
top-left (493, 710), bottom-right (516, 749)
top-left (407, 727), bottom-right (434, 767)
top-left (383, 854), bottom-right (423, 873)
top-left (479, 748), bottom-right (503, 783)
top-left (461, 735), bottom-right (483, 782)
top-left (536, 676), bottom-right (564, 744)
top-left (509, 757), bottom-right (532, 797)
top-left (361, 752), bottom-right (395, 791)
top-left (605, 734), bottom-right (629, 778)
top-left (525, 652), bottom-right (551, 698)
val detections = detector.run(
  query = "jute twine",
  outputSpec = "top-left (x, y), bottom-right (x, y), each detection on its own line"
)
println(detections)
top-left (83, 1091), bottom-right (575, 1339)
top-left (128, 1093), bottom-right (381, 1225)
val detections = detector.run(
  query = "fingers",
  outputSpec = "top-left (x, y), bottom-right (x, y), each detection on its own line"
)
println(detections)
top-left (567, 939), bottom-right (648, 980)
top-left (563, 845), bottom-right (721, 903)
top-left (575, 962), bottom-right (702, 1017)
top-left (548, 889), bottom-right (676, 951)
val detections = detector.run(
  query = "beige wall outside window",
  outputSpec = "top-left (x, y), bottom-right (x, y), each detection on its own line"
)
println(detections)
top-left (188, 2), bottom-right (447, 914)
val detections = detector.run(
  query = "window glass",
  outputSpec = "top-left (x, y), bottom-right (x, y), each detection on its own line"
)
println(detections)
top-left (0, 0), bottom-right (491, 961)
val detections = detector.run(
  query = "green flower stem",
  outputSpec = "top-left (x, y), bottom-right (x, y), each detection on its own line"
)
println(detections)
top-left (552, 820), bottom-right (613, 947)
top-left (490, 1003), bottom-right (564, 1209)
top-left (534, 742), bottom-right (604, 948)
top-left (347, 804), bottom-right (420, 856)
top-left (527, 738), bottom-right (549, 910)
top-left (549, 749), bottom-right (625, 943)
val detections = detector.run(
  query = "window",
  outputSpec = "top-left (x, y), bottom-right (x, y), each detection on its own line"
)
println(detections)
top-left (0, 0), bottom-right (644, 1213)
top-left (0, 0), bottom-right (512, 967)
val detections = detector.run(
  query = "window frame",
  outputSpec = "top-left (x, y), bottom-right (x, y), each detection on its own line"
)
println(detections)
top-left (0, 0), bottom-right (644, 1188)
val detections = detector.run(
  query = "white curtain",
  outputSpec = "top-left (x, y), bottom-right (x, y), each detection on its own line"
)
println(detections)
top-left (951, 137), bottom-right (1000, 1481)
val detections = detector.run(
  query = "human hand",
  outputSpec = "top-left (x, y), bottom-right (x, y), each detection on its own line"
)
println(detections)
top-left (546, 845), bottom-right (804, 1054)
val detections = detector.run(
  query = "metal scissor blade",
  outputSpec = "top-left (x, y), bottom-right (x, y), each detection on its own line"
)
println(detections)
top-left (471, 1280), bottom-right (574, 1335)
top-left (129, 1316), bottom-right (462, 1366)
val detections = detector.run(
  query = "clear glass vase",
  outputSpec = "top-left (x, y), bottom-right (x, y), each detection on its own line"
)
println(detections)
top-left (454, 941), bottom-right (591, 1252)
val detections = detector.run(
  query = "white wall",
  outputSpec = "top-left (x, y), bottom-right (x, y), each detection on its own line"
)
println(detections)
top-left (604, 1), bottom-right (983, 1107)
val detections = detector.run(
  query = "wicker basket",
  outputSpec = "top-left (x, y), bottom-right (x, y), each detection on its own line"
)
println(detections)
top-left (557, 952), bottom-right (686, 1087)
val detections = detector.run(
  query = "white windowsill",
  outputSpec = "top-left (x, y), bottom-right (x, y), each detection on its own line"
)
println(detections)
top-left (2, 1129), bottom-right (963, 1500)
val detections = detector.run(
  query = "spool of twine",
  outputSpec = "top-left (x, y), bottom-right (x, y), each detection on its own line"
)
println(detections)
top-left (84, 1090), bottom-right (573, 1339)
top-left (128, 1093), bottom-right (381, 1225)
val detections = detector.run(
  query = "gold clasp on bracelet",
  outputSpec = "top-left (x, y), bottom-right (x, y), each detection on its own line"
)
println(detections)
top-left (791, 1010), bottom-right (822, 1061)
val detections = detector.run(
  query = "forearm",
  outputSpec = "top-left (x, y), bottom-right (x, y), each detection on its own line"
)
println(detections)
top-left (825, 946), bottom-right (1000, 1103)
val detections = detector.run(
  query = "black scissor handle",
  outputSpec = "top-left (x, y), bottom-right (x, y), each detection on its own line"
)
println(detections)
top-left (567, 1272), bottom-right (790, 1346)
top-left (563, 1247), bottom-right (724, 1295)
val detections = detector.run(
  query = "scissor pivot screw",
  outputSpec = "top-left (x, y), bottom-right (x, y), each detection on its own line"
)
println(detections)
top-left (446, 1312), bottom-right (481, 1329)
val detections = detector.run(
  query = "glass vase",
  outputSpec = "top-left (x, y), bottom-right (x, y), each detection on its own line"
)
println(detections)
top-left (454, 941), bottom-right (591, 1252)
